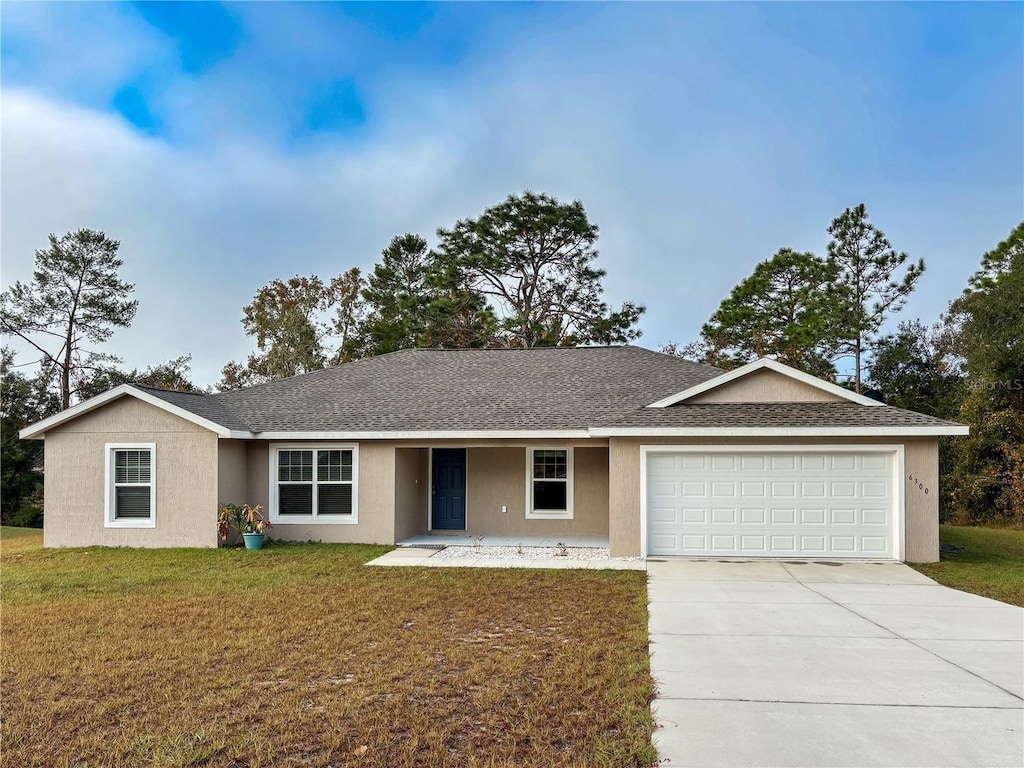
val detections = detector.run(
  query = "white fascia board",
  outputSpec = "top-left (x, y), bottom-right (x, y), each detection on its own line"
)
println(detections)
top-left (252, 429), bottom-right (592, 440)
top-left (19, 385), bottom-right (238, 439)
top-left (647, 357), bottom-right (885, 408)
top-left (590, 425), bottom-right (971, 437)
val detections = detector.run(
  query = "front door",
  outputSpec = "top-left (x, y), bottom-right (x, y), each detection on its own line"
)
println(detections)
top-left (431, 449), bottom-right (467, 530)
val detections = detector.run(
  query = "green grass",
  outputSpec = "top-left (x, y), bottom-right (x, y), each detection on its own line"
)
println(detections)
top-left (912, 525), bottom-right (1024, 606)
top-left (0, 525), bottom-right (43, 540)
top-left (0, 531), bottom-right (656, 768)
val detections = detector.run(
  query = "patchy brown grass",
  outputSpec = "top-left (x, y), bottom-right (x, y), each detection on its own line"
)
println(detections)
top-left (0, 531), bottom-right (655, 767)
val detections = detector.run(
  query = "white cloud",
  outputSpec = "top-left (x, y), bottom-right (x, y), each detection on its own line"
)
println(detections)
top-left (1, 3), bottom-right (174, 101)
top-left (2, 5), bottom-right (1020, 389)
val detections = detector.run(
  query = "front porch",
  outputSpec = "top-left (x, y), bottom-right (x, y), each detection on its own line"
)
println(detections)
top-left (394, 445), bottom-right (610, 542)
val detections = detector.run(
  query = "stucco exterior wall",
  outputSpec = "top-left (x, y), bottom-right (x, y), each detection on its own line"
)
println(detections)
top-left (609, 435), bottom-right (941, 562)
top-left (903, 438), bottom-right (939, 563)
top-left (688, 369), bottom-right (846, 403)
top-left (463, 446), bottom-right (609, 537)
top-left (395, 448), bottom-right (428, 541)
top-left (216, 440), bottom-right (249, 546)
top-left (218, 440), bottom-right (248, 508)
top-left (247, 440), bottom-right (397, 544)
top-left (42, 396), bottom-right (219, 548)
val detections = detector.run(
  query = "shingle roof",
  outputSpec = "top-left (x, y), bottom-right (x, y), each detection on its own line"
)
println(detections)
top-left (211, 346), bottom-right (722, 432)
top-left (122, 347), bottom-right (965, 435)
top-left (132, 385), bottom-right (253, 432)
top-left (600, 402), bottom-right (963, 430)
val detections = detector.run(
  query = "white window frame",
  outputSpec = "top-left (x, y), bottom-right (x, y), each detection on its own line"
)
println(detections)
top-left (104, 442), bottom-right (157, 529)
top-left (269, 443), bottom-right (359, 525)
top-left (525, 446), bottom-right (574, 520)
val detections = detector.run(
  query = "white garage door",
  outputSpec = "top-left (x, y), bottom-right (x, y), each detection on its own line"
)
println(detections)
top-left (646, 450), bottom-right (896, 558)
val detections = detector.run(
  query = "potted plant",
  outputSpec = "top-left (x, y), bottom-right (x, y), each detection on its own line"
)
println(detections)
top-left (218, 503), bottom-right (271, 550)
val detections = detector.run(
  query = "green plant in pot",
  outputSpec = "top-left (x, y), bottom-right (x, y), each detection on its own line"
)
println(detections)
top-left (218, 503), bottom-right (271, 549)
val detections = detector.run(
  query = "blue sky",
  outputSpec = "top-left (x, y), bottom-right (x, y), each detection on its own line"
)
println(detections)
top-left (2, 2), bottom-right (1022, 388)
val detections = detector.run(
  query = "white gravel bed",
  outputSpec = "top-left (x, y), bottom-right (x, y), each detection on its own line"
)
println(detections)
top-left (431, 545), bottom-right (642, 561)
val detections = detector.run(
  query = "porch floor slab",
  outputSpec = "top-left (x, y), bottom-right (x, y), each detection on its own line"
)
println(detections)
top-left (397, 534), bottom-right (611, 548)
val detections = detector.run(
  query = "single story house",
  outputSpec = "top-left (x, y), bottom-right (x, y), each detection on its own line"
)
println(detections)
top-left (21, 346), bottom-right (969, 561)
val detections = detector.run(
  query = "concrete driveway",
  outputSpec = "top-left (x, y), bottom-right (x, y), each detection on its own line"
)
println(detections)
top-left (648, 560), bottom-right (1024, 768)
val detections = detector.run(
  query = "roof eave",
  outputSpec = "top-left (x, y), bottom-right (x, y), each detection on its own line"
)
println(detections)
top-left (589, 425), bottom-right (971, 437)
top-left (250, 429), bottom-right (592, 440)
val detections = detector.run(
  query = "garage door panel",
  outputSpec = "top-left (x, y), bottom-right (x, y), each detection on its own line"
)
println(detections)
top-left (681, 481), bottom-right (706, 497)
top-left (771, 508), bottom-right (796, 524)
top-left (831, 508), bottom-right (857, 525)
top-left (741, 481), bottom-right (767, 497)
top-left (740, 455), bottom-right (766, 470)
top-left (831, 454), bottom-right (857, 470)
top-left (831, 536), bottom-right (857, 553)
top-left (802, 481), bottom-right (827, 497)
top-left (711, 455), bottom-right (736, 470)
top-left (861, 454), bottom-right (888, 471)
top-left (711, 481), bottom-right (737, 498)
top-left (771, 455), bottom-right (796, 470)
top-left (770, 535), bottom-right (797, 552)
top-left (800, 508), bottom-right (826, 525)
top-left (710, 508), bottom-right (735, 524)
top-left (647, 450), bottom-right (896, 558)
top-left (862, 537), bottom-right (889, 554)
top-left (741, 508), bottom-right (766, 524)
top-left (648, 454), bottom-right (679, 472)
top-left (863, 482), bottom-right (889, 498)
top-left (862, 508), bottom-right (888, 525)
top-left (650, 506), bottom-right (678, 524)
top-left (801, 454), bottom-right (827, 471)
top-left (650, 480), bottom-right (677, 498)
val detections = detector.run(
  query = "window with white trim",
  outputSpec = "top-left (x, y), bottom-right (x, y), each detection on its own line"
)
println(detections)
top-left (271, 445), bottom-right (358, 523)
top-left (526, 447), bottom-right (573, 519)
top-left (105, 443), bottom-right (156, 528)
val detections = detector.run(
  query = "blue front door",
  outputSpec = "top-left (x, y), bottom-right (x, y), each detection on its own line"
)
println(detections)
top-left (431, 449), bottom-right (466, 530)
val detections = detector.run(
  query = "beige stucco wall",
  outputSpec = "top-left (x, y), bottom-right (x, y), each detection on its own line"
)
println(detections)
top-left (394, 448), bottom-right (428, 541)
top-left (461, 446), bottom-right (609, 537)
top-left (688, 369), bottom-right (846, 403)
top-left (216, 440), bottom-right (249, 546)
top-left (246, 440), bottom-right (609, 543)
top-left (42, 396), bottom-right (219, 548)
top-left (246, 441), bottom-right (397, 544)
top-left (218, 440), bottom-right (248, 507)
top-left (609, 436), bottom-right (940, 562)
top-left (903, 438), bottom-right (939, 563)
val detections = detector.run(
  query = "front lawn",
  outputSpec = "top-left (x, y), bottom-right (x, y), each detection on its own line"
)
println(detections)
top-left (0, 530), bottom-right (655, 767)
top-left (911, 525), bottom-right (1024, 607)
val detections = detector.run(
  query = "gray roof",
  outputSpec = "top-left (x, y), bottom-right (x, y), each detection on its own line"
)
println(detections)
top-left (601, 402), bottom-right (963, 430)
top-left (211, 346), bottom-right (722, 432)
top-left (132, 385), bottom-right (254, 432)
top-left (125, 347), bottom-right (963, 434)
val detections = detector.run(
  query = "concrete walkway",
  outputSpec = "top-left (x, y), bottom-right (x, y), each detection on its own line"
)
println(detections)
top-left (648, 560), bottom-right (1024, 767)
